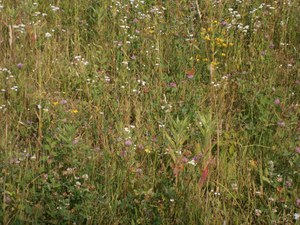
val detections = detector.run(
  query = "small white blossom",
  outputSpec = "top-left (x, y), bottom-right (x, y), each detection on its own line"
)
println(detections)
top-left (45, 32), bottom-right (52, 38)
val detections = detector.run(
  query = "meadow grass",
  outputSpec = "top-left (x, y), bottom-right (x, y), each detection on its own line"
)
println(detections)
top-left (0, 0), bottom-right (300, 224)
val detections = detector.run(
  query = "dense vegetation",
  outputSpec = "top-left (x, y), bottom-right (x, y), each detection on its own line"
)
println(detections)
top-left (0, 0), bottom-right (299, 224)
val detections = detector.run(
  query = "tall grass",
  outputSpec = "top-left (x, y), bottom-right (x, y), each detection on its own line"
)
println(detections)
top-left (0, 0), bottom-right (300, 224)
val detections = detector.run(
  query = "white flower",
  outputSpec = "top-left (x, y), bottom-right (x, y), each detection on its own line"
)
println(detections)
top-left (82, 174), bottom-right (89, 180)
top-left (295, 213), bottom-right (300, 220)
top-left (188, 159), bottom-right (197, 166)
top-left (45, 32), bottom-right (52, 38)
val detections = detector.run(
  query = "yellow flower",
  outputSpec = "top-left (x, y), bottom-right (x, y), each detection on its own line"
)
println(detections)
top-left (71, 109), bottom-right (78, 114)
top-left (212, 61), bottom-right (219, 66)
top-left (222, 43), bottom-right (228, 48)
top-left (52, 101), bottom-right (58, 106)
top-left (204, 35), bottom-right (211, 41)
top-left (221, 53), bottom-right (226, 57)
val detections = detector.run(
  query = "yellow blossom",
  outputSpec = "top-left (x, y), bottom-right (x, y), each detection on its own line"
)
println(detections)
top-left (204, 35), bottom-right (211, 41)
top-left (71, 109), bottom-right (78, 114)
top-left (53, 101), bottom-right (59, 106)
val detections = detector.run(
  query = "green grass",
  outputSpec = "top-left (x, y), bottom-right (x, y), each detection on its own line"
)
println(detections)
top-left (0, 0), bottom-right (300, 224)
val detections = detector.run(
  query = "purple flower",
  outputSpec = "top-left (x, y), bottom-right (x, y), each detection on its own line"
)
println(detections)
top-left (277, 121), bottom-right (285, 127)
top-left (169, 82), bottom-right (177, 88)
top-left (221, 20), bottom-right (228, 26)
top-left (60, 99), bottom-right (67, 105)
top-left (182, 157), bottom-right (189, 163)
top-left (296, 147), bottom-right (300, 154)
top-left (269, 43), bottom-right (275, 49)
top-left (193, 153), bottom-right (203, 162)
top-left (274, 98), bottom-right (280, 105)
top-left (124, 139), bottom-right (132, 147)
top-left (17, 63), bottom-right (23, 69)
top-left (296, 198), bottom-right (300, 207)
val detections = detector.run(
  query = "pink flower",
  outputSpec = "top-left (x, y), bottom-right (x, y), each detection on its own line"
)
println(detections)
top-left (124, 140), bottom-right (132, 147)
top-left (274, 98), bottom-right (280, 105)
top-left (17, 63), bottom-right (23, 69)
top-left (169, 82), bottom-right (177, 88)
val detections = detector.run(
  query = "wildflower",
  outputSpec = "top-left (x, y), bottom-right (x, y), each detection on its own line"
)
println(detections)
top-left (71, 109), bottom-right (78, 114)
top-left (296, 199), bottom-right (300, 207)
top-left (295, 147), bottom-right (300, 154)
top-left (52, 101), bottom-right (58, 106)
top-left (45, 32), bottom-right (52, 38)
top-left (137, 144), bottom-right (144, 151)
top-left (294, 213), bottom-right (300, 220)
top-left (255, 209), bottom-right (262, 216)
top-left (204, 35), bottom-right (211, 41)
top-left (286, 180), bottom-right (292, 187)
top-left (274, 98), bottom-right (280, 105)
top-left (124, 139), bottom-right (132, 147)
top-left (120, 149), bottom-right (127, 157)
top-left (169, 82), bottom-right (177, 88)
top-left (221, 20), bottom-right (228, 26)
top-left (136, 168), bottom-right (142, 174)
top-left (182, 157), bottom-right (189, 163)
top-left (72, 138), bottom-right (79, 145)
top-left (17, 63), bottom-right (23, 69)
top-left (60, 99), bottom-right (67, 105)
top-left (277, 121), bottom-right (285, 127)
top-left (188, 159), bottom-right (197, 166)
top-left (4, 195), bottom-right (11, 204)
top-left (82, 174), bottom-right (89, 180)
top-left (186, 68), bottom-right (195, 79)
